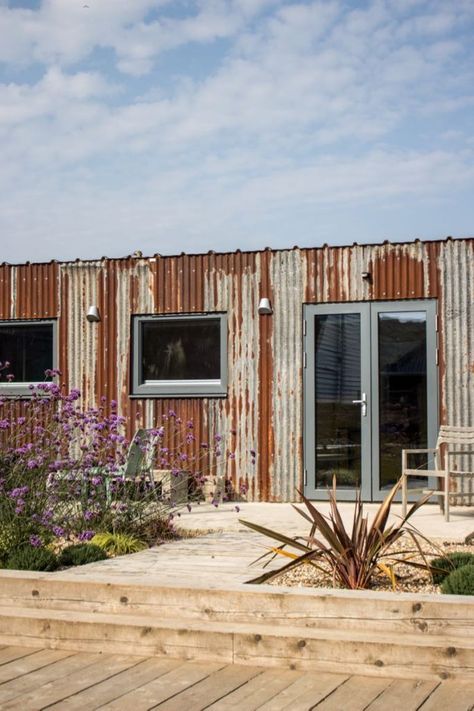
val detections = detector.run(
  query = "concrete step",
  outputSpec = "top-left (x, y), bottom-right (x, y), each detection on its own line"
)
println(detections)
top-left (0, 571), bottom-right (472, 638)
top-left (0, 604), bottom-right (472, 682)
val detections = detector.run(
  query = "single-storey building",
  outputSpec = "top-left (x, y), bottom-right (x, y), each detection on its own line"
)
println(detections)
top-left (0, 236), bottom-right (472, 503)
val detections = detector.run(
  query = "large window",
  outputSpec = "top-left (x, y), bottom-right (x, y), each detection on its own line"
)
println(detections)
top-left (0, 320), bottom-right (56, 395)
top-left (131, 314), bottom-right (227, 397)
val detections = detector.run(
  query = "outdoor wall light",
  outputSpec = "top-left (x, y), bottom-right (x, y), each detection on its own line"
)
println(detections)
top-left (361, 271), bottom-right (372, 280)
top-left (86, 305), bottom-right (101, 322)
top-left (258, 297), bottom-right (273, 315)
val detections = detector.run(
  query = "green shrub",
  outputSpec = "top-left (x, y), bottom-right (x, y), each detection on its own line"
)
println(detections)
top-left (91, 532), bottom-right (147, 556)
top-left (441, 564), bottom-right (474, 595)
top-left (59, 543), bottom-right (108, 567)
top-left (430, 552), bottom-right (474, 584)
top-left (5, 545), bottom-right (58, 572)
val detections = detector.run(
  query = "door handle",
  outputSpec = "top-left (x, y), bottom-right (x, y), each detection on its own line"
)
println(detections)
top-left (352, 393), bottom-right (367, 417)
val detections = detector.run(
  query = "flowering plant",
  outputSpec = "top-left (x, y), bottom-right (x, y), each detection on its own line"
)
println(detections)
top-left (0, 365), bottom-right (240, 559)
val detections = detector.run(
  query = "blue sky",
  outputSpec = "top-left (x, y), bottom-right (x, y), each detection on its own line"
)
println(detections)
top-left (1, 0), bottom-right (473, 262)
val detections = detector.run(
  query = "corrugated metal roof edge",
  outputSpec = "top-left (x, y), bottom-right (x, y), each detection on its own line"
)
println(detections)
top-left (1, 235), bottom-right (473, 268)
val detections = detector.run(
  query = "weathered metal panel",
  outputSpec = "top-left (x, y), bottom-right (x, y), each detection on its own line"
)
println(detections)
top-left (269, 249), bottom-right (306, 501)
top-left (204, 251), bottom-right (261, 500)
top-left (439, 239), bottom-right (474, 505)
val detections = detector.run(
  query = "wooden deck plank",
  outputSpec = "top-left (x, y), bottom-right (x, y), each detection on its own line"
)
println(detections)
top-left (0, 652), bottom-right (104, 706)
top-left (0, 646), bottom-right (42, 666)
top-left (365, 679), bottom-right (440, 710)
top-left (206, 668), bottom-right (304, 710)
top-left (418, 681), bottom-right (474, 711)
top-left (99, 662), bottom-right (225, 711)
top-left (47, 658), bottom-right (179, 710)
top-left (255, 672), bottom-right (348, 711)
top-left (151, 664), bottom-right (264, 711)
top-left (1, 654), bottom-right (144, 710)
top-left (0, 649), bottom-right (73, 684)
top-left (311, 675), bottom-right (391, 710)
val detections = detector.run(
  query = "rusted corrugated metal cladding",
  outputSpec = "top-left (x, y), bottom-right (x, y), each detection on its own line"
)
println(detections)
top-left (0, 238), bottom-right (473, 502)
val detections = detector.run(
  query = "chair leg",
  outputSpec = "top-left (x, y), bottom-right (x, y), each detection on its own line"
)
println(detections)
top-left (444, 470), bottom-right (450, 522)
top-left (401, 474), bottom-right (407, 517)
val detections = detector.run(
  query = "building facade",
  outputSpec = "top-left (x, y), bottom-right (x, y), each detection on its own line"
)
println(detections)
top-left (0, 237), bottom-right (473, 502)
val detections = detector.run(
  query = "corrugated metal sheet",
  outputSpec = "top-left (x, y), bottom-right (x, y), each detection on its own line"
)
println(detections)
top-left (0, 237), bottom-right (473, 502)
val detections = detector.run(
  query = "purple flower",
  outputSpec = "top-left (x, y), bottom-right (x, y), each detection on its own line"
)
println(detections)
top-left (78, 530), bottom-right (95, 541)
top-left (29, 535), bottom-right (42, 548)
top-left (52, 526), bottom-right (65, 537)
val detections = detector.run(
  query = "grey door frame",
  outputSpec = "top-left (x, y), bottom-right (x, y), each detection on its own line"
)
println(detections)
top-left (303, 299), bottom-right (438, 502)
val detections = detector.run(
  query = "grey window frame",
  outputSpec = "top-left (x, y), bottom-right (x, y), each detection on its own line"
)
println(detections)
top-left (0, 319), bottom-right (58, 397)
top-left (131, 313), bottom-right (228, 398)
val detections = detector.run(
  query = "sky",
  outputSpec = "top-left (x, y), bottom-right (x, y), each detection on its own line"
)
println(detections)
top-left (0, 0), bottom-right (473, 263)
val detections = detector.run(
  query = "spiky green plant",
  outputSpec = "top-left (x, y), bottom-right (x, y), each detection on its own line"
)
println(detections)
top-left (441, 565), bottom-right (474, 595)
top-left (430, 552), bottom-right (474, 584)
top-left (58, 543), bottom-right (107, 567)
top-left (240, 479), bottom-right (434, 590)
top-left (91, 532), bottom-right (147, 556)
top-left (6, 545), bottom-right (58, 572)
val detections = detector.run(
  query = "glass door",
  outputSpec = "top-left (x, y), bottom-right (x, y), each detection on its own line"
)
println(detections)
top-left (303, 300), bottom-right (437, 501)
top-left (303, 303), bottom-right (372, 500)
top-left (370, 302), bottom-right (438, 500)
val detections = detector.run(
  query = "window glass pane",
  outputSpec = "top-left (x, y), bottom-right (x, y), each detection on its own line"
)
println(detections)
top-left (378, 311), bottom-right (427, 490)
top-left (315, 313), bottom-right (361, 489)
top-left (0, 323), bottom-right (53, 382)
top-left (141, 318), bottom-right (221, 382)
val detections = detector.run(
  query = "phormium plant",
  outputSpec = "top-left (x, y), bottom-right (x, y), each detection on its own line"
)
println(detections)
top-left (240, 478), bottom-right (434, 590)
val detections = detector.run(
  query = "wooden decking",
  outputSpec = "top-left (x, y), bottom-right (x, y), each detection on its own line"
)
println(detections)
top-left (0, 646), bottom-right (473, 710)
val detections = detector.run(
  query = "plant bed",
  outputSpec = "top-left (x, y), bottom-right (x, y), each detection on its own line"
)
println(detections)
top-left (268, 538), bottom-right (474, 594)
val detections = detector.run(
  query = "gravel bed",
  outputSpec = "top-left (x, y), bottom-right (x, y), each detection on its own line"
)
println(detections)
top-left (268, 538), bottom-right (474, 594)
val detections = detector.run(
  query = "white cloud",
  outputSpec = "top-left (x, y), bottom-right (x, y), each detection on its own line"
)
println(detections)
top-left (0, 1), bottom-right (473, 261)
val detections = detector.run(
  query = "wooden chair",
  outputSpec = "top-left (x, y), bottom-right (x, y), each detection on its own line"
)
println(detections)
top-left (401, 425), bottom-right (474, 521)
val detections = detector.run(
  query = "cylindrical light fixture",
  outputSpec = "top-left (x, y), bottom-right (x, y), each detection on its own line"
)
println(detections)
top-left (258, 297), bottom-right (273, 315)
top-left (86, 305), bottom-right (101, 322)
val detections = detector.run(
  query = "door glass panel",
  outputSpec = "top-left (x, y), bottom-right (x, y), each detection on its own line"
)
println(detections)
top-left (378, 311), bottom-right (427, 490)
top-left (315, 314), bottom-right (361, 489)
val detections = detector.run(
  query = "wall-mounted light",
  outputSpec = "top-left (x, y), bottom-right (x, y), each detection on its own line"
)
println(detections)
top-left (258, 297), bottom-right (273, 315)
top-left (361, 271), bottom-right (372, 281)
top-left (86, 305), bottom-right (101, 322)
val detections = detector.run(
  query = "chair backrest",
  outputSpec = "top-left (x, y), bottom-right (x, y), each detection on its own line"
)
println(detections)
top-left (436, 425), bottom-right (474, 448)
top-left (122, 428), bottom-right (156, 478)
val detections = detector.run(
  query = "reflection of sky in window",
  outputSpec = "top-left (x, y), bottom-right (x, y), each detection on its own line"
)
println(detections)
top-left (379, 312), bottom-right (425, 323)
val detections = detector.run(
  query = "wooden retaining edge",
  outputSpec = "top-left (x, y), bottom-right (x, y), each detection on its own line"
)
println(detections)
top-left (0, 571), bottom-right (472, 638)
top-left (0, 605), bottom-right (472, 682)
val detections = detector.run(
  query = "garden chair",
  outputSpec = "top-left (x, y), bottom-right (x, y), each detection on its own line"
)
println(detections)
top-left (401, 425), bottom-right (474, 521)
top-left (120, 428), bottom-right (157, 483)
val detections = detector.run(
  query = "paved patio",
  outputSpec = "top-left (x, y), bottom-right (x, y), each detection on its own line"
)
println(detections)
top-left (0, 645), bottom-right (473, 710)
top-left (178, 500), bottom-right (474, 539)
top-left (52, 499), bottom-right (473, 587)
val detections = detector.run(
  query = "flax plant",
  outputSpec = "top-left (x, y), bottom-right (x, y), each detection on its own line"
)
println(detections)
top-left (240, 479), bottom-right (434, 590)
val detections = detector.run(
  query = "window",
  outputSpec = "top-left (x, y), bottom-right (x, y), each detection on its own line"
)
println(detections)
top-left (0, 320), bottom-right (57, 396)
top-left (132, 314), bottom-right (227, 397)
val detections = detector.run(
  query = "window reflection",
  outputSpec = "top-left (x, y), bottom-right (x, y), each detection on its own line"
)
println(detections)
top-left (315, 314), bottom-right (361, 489)
top-left (141, 318), bottom-right (221, 382)
top-left (378, 312), bottom-right (427, 489)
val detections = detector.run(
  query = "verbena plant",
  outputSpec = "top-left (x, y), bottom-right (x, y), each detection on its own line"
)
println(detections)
top-left (240, 479), bottom-right (434, 590)
top-left (0, 363), bottom-right (239, 559)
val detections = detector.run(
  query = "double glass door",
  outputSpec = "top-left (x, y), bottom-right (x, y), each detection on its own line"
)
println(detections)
top-left (303, 300), bottom-right (438, 501)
